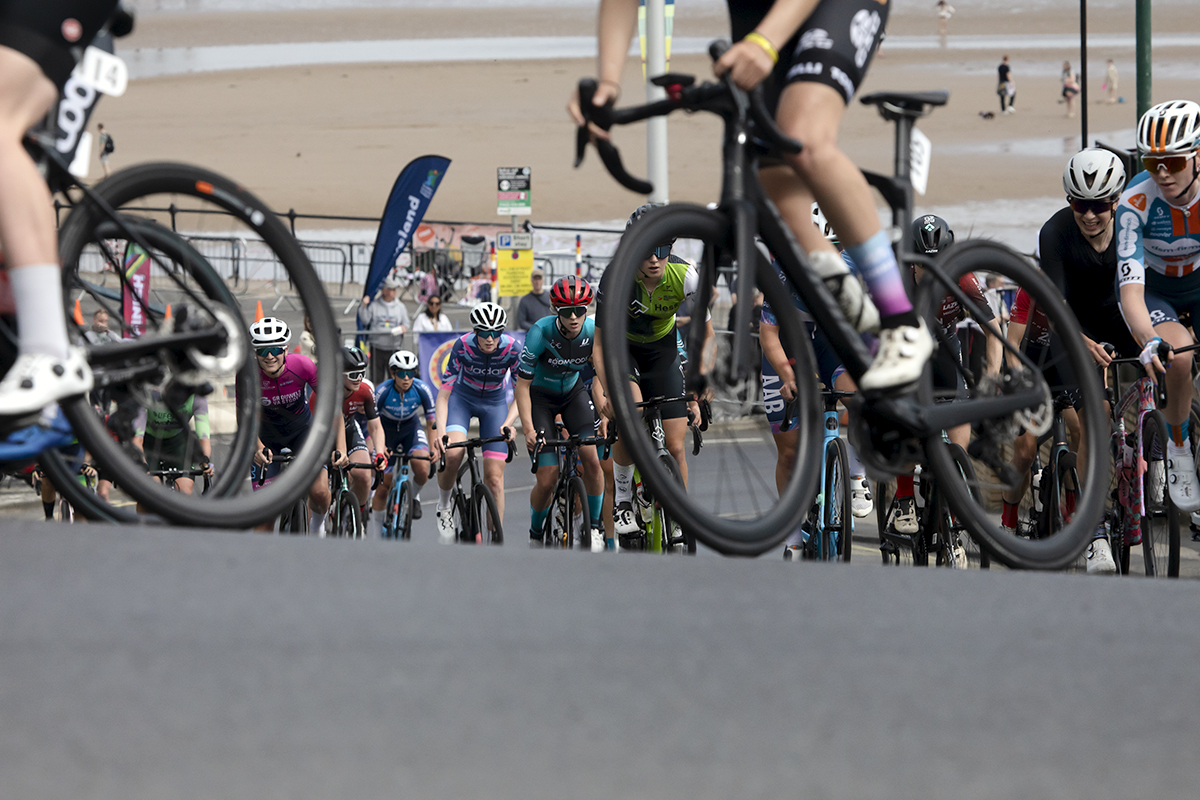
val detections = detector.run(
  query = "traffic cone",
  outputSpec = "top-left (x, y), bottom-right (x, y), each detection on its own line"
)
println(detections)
top-left (163, 303), bottom-right (172, 321)
top-left (73, 298), bottom-right (84, 326)
top-left (255, 300), bottom-right (264, 322)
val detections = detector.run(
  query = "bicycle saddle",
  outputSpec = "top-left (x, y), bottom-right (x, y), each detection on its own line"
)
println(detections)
top-left (859, 91), bottom-right (949, 116)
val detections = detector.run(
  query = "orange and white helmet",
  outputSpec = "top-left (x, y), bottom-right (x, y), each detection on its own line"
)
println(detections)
top-left (1137, 100), bottom-right (1200, 156)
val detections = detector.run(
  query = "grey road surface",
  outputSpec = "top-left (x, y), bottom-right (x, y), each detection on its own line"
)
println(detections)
top-left (2, 520), bottom-right (1199, 800)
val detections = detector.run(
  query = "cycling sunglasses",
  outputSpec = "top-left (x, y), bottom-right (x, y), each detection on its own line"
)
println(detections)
top-left (475, 329), bottom-right (502, 339)
top-left (1068, 197), bottom-right (1115, 216)
top-left (390, 368), bottom-right (417, 379)
top-left (344, 370), bottom-right (365, 381)
top-left (649, 243), bottom-right (672, 260)
top-left (255, 346), bottom-right (286, 358)
top-left (556, 305), bottom-right (588, 319)
top-left (1142, 154), bottom-right (1193, 174)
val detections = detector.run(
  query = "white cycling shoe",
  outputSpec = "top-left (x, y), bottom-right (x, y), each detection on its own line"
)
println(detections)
top-left (858, 321), bottom-right (933, 393)
top-left (1166, 446), bottom-right (1200, 513)
top-left (1086, 537), bottom-right (1118, 574)
top-left (810, 250), bottom-right (880, 334)
top-left (892, 496), bottom-right (919, 534)
top-left (0, 349), bottom-right (93, 418)
top-left (614, 501), bottom-right (639, 535)
top-left (851, 477), bottom-right (873, 518)
top-left (435, 508), bottom-right (456, 543)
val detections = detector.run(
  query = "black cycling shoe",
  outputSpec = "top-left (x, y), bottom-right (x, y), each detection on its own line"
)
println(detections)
top-left (412, 498), bottom-right (423, 520)
top-left (529, 529), bottom-right (545, 548)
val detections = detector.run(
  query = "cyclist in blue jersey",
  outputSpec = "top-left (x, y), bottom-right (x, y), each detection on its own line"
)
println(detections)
top-left (369, 350), bottom-right (439, 539)
top-left (516, 276), bottom-right (605, 550)
top-left (434, 302), bottom-right (521, 542)
top-left (245, 318), bottom-right (347, 535)
top-left (1116, 100), bottom-right (1200, 511)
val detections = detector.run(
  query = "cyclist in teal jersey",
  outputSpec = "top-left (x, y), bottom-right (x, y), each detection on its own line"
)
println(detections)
top-left (132, 390), bottom-right (212, 496)
top-left (593, 206), bottom-right (715, 538)
top-left (516, 276), bottom-right (606, 548)
top-left (1115, 100), bottom-right (1200, 511)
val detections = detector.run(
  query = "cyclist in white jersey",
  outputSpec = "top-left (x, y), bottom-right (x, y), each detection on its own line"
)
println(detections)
top-left (1115, 100), bottom-right (1200, 511)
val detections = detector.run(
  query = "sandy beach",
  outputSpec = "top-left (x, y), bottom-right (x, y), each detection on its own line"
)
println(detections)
top-left (92, 4), bottom-right (1200, 244)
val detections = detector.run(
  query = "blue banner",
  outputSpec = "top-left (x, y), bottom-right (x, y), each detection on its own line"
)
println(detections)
top-left (365, 155), bottom-right (451, 298)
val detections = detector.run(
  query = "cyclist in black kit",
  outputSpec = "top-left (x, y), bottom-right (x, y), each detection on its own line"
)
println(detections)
top-left (0, 1), bottom-right (122, 417)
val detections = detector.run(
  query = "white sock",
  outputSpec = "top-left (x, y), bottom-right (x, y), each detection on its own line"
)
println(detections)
top-left (437, 486), bottom-right (453, 511)
top-left (310, 510), bottom-right (326, 537)
top-left (614, 463), bottom-right (634, 504)
top-left (11, 265), bottom-right (69, 359)
top-left (369, 510), bottom-right (383, 538)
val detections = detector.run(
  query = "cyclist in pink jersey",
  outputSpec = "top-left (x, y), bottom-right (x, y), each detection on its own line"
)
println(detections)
top-left (246, 318), bottom-right (347, 536)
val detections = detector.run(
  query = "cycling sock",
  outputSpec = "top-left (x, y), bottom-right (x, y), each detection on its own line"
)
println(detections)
top-left (614, 463), bottom-right (634, 504)
top-left (369, 511), bottom-right (383, 539)
top-left (1167, 420), bottom-right (1190, 447)
top-left (896, 474), bottom-right (915, 498)
top-left (1002, 500), bottom-right (1018, 529)
top-left (42, 501), bottom-right (53, 520)
top-left (437, 486), bottom-right (453, 511)
top-left (587, 492), bottom-right (604, 527)
top-left (11, 264), bottom-right (70, 359)
top-left (845, 231), bottom-right (914, 324)
top-left (309, 510), bottom-right (326, 537)
top-left (846, 441), bottom-right (866, 480)
top-left (1065, 490), bottom-right (1077, 521)
top-left (1168, 440), bottom-right (1191, 462)
top-left (530, 503), bottom-right (550, 534)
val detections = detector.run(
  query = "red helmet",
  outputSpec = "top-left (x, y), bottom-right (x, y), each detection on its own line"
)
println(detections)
top-left (550, 275), bottom-right (594, 307)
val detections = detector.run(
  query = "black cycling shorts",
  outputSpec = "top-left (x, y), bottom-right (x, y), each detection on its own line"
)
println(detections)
top-left (0, 1), bottom-right (119, 89)
top-left (630, 335), bottom-right (687, 421)
top-left (529, 382), bottom-right (599, 468)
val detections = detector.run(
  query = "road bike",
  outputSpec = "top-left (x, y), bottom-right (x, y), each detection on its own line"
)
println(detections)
top-left (574, 42), bottom-right (1107, 569)
top-left (780, 392), bottom-right (853, 562)
top-left (147, 466), bottom-right (212, 495)
top-left (531, 426), bottom-right (610, 550)
top-left (438, 431), bottom-right (516, 545)
top-left (327, 461), bottom-right (377, 538)
top-left (380, 452), bottom-right (432, 540)
top-left (251, 449), bottom-right (308, 534)
top-left (621, 395), bottom-right (701, 554)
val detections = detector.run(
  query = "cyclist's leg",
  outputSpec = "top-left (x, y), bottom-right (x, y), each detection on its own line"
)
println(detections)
top-left (307, 466), bottom-right (331, 536)
top-left (346, 421), bottom-right (371, 507)
top-left (1135, 290), bottom-right (1196, 507)
top-left (369, 423), bottom-right (403, 538)
top-left (406, 427), bottom-right (431, 521)
top-left (477, 399), bottom-right (511, 525)
top-left (438, 394), bottom-right (470, 500)
top-left (560, 382), bottom-right (605, 529)
top-left (527, 390), bottom-right (560, 536)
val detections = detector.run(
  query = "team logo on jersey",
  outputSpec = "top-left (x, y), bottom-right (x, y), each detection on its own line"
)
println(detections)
top-left (61, 19), bottom-right (83, 43)
top-left (798, 29), bottom-right (834, 52)
top-left (1128, 194), bottom-right (1147, 211)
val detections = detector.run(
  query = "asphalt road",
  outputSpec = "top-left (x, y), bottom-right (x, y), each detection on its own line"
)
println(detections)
top-left (2, 517), bottom-right (1199, 800)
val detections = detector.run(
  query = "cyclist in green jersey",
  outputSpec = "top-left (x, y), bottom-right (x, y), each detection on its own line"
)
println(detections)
top-left (593, 205), bottom-right (715, 537)
top-left (133, 390), bottom-right (212, 496)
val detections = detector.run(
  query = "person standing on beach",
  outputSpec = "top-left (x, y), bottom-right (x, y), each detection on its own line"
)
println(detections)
top-left (97, 123), bottom-right (114, 178)
top-left (1104, 59), bottom-right (1118, 105)
top-left (997, 55), bottom-right (1015, 114)
top-left (934, 0), bottom-right (954, 42)
top-left (1061, 61), bottom-right (1080, 118)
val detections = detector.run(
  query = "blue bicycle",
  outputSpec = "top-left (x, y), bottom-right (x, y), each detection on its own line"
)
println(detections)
top-left (781, 391), bottom-right (852, 562)
top-left (380, 452), bottom-right (432, 540)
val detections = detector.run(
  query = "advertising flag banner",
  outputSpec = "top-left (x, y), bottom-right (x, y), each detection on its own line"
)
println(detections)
top-left (121, 241), bottom-right (151, 337)
top-left (366, 155), bottom-right (451, 298)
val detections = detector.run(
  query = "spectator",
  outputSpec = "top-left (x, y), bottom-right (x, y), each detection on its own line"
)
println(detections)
top-left (358, 276), bottom-right (410, 385)
top-left (997, 55), bottom-right (1015, 115)
top-left (83, 308), bottom-right (120, 345)
top-left (1104, 59), bottom-right (1119, 105)
top-left (1061, 61), bottom-right (1080, 118)
top-left (516, 267), bottom-right (551, 331)
top-left (299, 314), bottom-right (317, 363)
top-left (97, 124), bottom-right (114, 178)
top-left (934, 0), bottom-right (955, 41)
top-left (412, 294), bottom-right (453, 333)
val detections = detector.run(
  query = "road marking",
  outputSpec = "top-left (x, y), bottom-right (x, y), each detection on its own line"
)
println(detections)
top-left (702, 437), bottom-right (768, 444)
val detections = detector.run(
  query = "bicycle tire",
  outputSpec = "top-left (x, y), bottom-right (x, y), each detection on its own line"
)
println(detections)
top-left (56, 162), bottom-right (341, 528)
top-left (948, 443), bottom-right (989, 570)
top-left (823, 437), bottom-right (852, 563)
top-left (39, 450), bottom-right (139, 524)
top-left (397, 480), bottom-right (413, 541)
top-left (1141, 410), bottom-right (1179, 578)
top-left (657, 453), bottom-right (694, 554)
top-left (918, 240), bottom-right (1106, 570)
top-left (567, 476), bottom-right (590, 550)
top-left (598, 204), bottom-right (820, 555)
top-left (453, 486), bottom-right (471, 544)
top-left (875, 480), bottom-right (895, 564)
top-left (337, 491), bottom-right (361, 539)
top-left (474, 483), bottom-right (503, 545)
top-left (56, 495), bottom-right (73, 523)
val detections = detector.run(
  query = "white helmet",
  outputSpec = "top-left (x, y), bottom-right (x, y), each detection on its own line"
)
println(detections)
top-left (1063, 149), bottom-right (1126, 201)
top-left (1137, 100), bottom-right (1200, 156)
top-left (249, 317), bottom-right (290, 348)
top-left (811, 203), bottom-right (837, 243)
top-left (389, 350), bottom-right (419, 372)
top-left (469, 301), bottom-right (507, 332)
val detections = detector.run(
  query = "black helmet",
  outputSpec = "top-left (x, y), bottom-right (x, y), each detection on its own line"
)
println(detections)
top-left (342, 346), bottom-right (367, 372)
top-left (626, 203), bottom-right (662, 230)
top-left (912, 215), bottom-right (954, 255)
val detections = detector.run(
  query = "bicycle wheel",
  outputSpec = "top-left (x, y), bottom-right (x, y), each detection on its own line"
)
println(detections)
top-left (56, 163), bottom-right (341, 528)
top-left (948, 443), bottom-right (989, 570)
top-left (823, 437), bottom-right (852, 563)
top-left (453, 485), bottom-right (472, 544)
top-left (1141, 410), bottom-right (1179, 578)
top-left (396, 480), bottom-right (413, 541)
top-left (474, 483), bottom-right (503, 545)
top-left (566, 476), bottom-right (590, 550)
top-left (39, 448), bottom-right (139, 524)
top-left (656, 454), bottom-right (694, 554)
top-left (918, 240), bottom-right (1106, 570)
top-left (337, 491), bottom-right (361, 539)
top-left (875, 480), bottom-right (897, 564)
top-left (56, 495), bottom-right (74, 523)
top-left (599, 204), bottom-right (821, 556)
